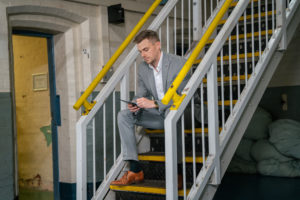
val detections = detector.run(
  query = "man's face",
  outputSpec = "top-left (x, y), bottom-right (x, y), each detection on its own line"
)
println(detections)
top-left (137, 38), bottom-right (161, 66)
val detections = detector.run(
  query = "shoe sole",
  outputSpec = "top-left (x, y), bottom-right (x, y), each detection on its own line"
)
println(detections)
top-left (110, 179), bottom-right (144, 186)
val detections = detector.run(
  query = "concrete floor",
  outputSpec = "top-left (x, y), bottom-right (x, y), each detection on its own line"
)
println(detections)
top-left (214, 173), bottom-right (300, 200)
top-left (18, 188), bottom-right (53, 200)
top-left (16, 173), bottom-right (300, 200)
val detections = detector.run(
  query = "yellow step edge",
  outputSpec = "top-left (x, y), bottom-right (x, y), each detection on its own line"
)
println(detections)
top-left (145, 127), bottom-right (223, 134)
top-left (207, 30), bottom-right (273, 44)
top-left (218, 99), bottom-right (238, 106)
top-left (219, 10), bottom-right (275, 25)
top-left (204, 100), bottom-right (238, 106)
top-left (203, 74), bottom-right (252, 83)
top-left (195, 51), bottom-right (261, 64)
top-left (220, 51), bottom-right (261, 61)
top-left (138, 155), bottom-right (206, 163)
top-left (184, 127), bottom-right (222, 134)
top-left (110, 184), bottom-right (190, 197)
top-left (230, 0), bottom-right (258, 7)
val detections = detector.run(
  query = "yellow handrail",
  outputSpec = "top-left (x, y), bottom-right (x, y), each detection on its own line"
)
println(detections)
top-left (73, 0), bottom-right (163, 112)
top-left (161, 0), bottom-right (234, 108)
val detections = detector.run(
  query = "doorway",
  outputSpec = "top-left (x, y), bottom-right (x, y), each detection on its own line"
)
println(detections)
top-left (12, 31), bottom-right (60, 199)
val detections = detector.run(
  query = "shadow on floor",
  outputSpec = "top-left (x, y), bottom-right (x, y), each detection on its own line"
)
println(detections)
top-left (213, 173), bottom-right (300, 200)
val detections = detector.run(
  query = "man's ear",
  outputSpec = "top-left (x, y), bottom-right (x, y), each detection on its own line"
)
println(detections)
top-left (155, 41), bottom-right (161, 50)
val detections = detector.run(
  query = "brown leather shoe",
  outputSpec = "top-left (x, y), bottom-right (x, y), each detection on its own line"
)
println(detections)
top-left (111, 171), bottom-right (144, 186)
top-left (178, 174), bottom-right (183, 189)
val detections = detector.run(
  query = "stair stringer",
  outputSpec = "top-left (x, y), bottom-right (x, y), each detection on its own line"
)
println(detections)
top-left (197, 2), bottom-right (300, 200)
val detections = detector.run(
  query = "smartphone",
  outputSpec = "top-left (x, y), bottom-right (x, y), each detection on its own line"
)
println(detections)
top-left (120, 99), bottom-right (139, 107)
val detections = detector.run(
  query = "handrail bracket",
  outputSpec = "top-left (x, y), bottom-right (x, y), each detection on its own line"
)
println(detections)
top-left (170, 93), bottom-right (186, 110)
top-left (82, 100), bottom-right (97, 116)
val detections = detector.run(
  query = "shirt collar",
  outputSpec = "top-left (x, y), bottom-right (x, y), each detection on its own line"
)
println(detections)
top-left (148, 52), bottom-right (163, 72)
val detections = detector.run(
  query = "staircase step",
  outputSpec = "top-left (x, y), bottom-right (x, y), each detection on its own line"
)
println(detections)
top-left (149, 134), bottom-right (209, 153)
top-left (195, 51), bottom-right (261, 64)
top-left (229, 19), bottom-right (273, 35)
top-left (230, 1), bottom-right (274, 16)
top-left (138, 161), bottom-right (204, 182)
top-left (219, 10), bottom-right (274, 25)
top-left (145, 127), bottom-right (222, 134)
top-left (216, 62), bottom-right (255, 76)
top-left (138, 152), bottom-right (206, 163)
top-left (201, 85), bottom-right (246, 101)
top-left (207, 30), bottom-right (272, 44)
top-left (110, 180), bottom-right (190, 197)
top-left (206, 37), bottom-right (267, 56)
top-left (204, 99), bottom-right (237, 106)
top-left (203, 74), bottom-right (251, 83)
top-left (230, 0), bottom-right (259, 7)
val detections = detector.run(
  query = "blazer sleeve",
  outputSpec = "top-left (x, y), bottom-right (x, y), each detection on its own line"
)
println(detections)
top-left (156, 99), bottom-right (172, 115)
top-left (132, 64), bottom-right (149, 101)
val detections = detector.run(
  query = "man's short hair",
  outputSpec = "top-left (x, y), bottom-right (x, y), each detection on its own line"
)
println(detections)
top-left (133, 30), bottom-right (160, 44)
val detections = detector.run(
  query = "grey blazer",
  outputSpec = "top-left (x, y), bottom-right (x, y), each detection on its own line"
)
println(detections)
top-left (133, 52), bottom-right (191, 116)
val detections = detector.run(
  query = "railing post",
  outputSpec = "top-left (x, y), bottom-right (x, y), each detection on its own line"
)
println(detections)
top-left (120, 71), bottom-right (130, 110)
top-left (76, 121), bottom-right (87, 200)
top-left (193, 0), bottom-right (202, 41)
top-left (206, 58), bottom-right (221, 185)
top-left (276, 0), bottom-right (287, 51)
top-left (165, 113), bottom-right (178, 200)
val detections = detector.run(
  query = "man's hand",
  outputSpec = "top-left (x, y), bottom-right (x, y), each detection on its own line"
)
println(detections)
top-left (136, 97), bottom-right (157, 109)
top-left (128, 103), bottom-right (140, 113)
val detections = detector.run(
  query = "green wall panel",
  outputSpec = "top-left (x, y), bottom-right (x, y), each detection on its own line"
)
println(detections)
top-left (259, 86), bottom-right (300, 121)
top-left (0, 92), bottom-right (15, 199)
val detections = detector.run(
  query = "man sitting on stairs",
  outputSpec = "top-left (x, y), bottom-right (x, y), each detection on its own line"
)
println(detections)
top-left (111, 30), bottom-right (191, 187)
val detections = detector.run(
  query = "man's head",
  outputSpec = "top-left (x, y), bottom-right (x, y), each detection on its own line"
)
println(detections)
top-left (134, 30), bottom-right (161, 67)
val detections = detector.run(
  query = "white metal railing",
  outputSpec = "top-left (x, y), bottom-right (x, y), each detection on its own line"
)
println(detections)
top-left (76, 0), bottom-right (228, 199)
top-left (164, 0), bottom-right (299, 199)
top-left (75, 0), bottom-right (299, 199)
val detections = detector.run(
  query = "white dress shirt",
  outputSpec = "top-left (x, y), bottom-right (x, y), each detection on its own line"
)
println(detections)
top-left (148, 52), bottom-right (164, 100)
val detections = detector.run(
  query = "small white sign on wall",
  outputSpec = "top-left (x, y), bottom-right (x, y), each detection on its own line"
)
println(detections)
top-left (33, 73), bottom-right (48, 91)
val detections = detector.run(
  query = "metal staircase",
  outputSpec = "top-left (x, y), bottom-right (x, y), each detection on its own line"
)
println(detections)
top-left (73, 0), bottom-right (300, 199)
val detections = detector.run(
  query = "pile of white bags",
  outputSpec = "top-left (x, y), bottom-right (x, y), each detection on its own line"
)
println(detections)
top-left (269, 119), bottom-right (300, 159)
top-left (251, 140), bottom-right (292, 162)
top-left (228, 107), bottom-right (300, 177)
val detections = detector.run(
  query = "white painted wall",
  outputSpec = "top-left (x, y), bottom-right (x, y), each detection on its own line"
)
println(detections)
top-left (0, 0), bottom-right (167, 188)
top-left (0, 1), bottom-right (10, 93)
top-left (0, 0), bottom-right (110, 186)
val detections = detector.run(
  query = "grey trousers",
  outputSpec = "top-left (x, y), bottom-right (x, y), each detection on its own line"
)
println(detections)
top-left (117, 108), bottom-right (183, 162)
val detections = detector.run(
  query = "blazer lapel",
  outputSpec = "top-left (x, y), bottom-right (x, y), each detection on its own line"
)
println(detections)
top-left (147, 66), bottom-right (158, 99)
top-left (162, 53), bottom-right (170, 93)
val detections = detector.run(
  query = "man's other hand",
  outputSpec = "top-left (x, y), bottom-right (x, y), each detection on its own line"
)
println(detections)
top-left (136, 98), bottom-right (157, 109)
top-left (128, 103), bottom-right (140, 112)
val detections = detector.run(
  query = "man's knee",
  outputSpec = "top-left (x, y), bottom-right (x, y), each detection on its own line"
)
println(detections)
top-left (118, 109), bottom-right (134, 124)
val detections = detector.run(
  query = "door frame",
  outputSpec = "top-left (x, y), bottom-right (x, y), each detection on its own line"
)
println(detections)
top-left (12, 30), bottom-right (60, 200)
